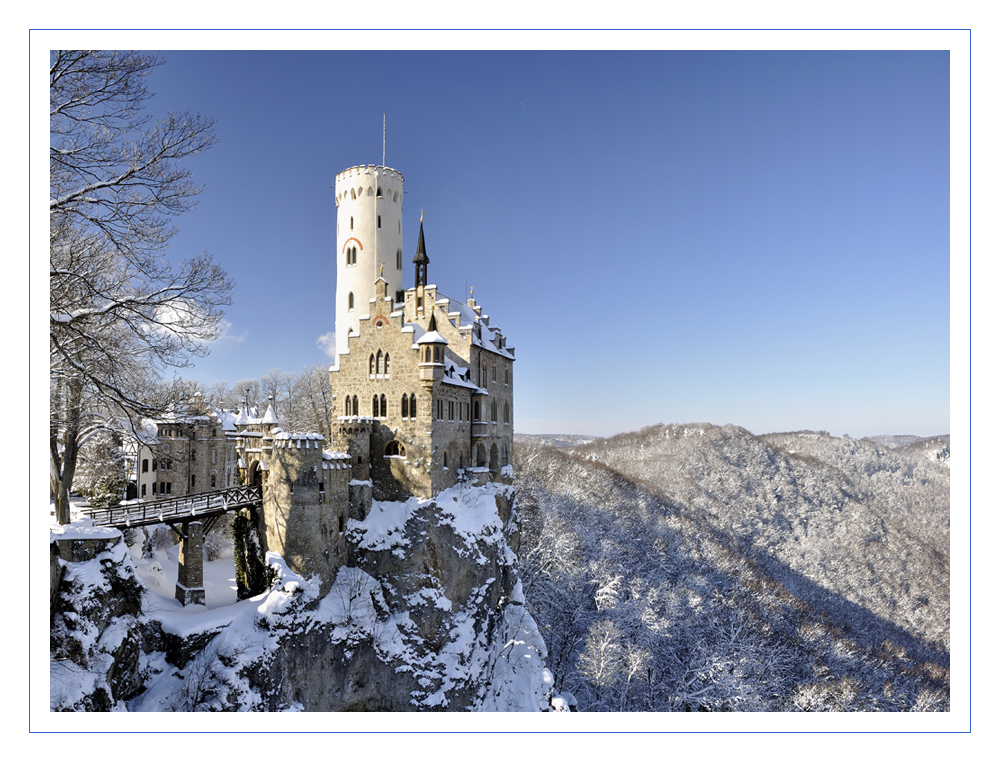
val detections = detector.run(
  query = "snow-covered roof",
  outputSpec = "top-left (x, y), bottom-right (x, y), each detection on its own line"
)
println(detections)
top-left (438, 295), bottom-right (514, 360)
top-left (260, 404), bottom-right (279, 425)
top-left (417, 329), bottom-right (448, 345)
top-left (441, 357), bottom-right (486, 393)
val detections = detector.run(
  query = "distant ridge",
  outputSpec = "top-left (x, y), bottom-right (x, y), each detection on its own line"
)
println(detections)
top-left (514, 433), bottom-right (596, 448)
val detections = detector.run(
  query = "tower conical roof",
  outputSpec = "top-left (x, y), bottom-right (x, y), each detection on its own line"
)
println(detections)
top-left (413, 221), bottom-right (429, 264)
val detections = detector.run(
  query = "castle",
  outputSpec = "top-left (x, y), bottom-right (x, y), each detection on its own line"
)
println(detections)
top-left (123, 163), bottom-right (515, 595)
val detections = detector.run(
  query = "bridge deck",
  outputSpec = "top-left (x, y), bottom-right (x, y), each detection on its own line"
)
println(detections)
top-left (83, 485), bottom-right (262, 529)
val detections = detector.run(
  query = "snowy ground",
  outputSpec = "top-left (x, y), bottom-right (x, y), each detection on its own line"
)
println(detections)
top-left (131, 539), bottom-right (240, 611)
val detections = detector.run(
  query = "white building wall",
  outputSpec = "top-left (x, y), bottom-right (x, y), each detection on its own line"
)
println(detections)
top-left (334, 164), bottom-right (405, 353)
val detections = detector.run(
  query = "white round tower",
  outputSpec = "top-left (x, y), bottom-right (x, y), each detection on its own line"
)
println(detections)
top-left (334, 164), bottom-right (405, 353)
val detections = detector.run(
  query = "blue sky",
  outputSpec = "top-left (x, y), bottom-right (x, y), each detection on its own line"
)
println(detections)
top-left (135, 50), bottom-right (949, 438)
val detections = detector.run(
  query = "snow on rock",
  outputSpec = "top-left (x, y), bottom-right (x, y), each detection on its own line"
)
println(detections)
top-left (60, 482), bottom-right (551, 712)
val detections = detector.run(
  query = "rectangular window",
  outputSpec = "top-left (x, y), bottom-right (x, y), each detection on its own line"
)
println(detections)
top-left (166, 482), bottom-right (171, 494)
top-left (191, 475), bottom-right (196, 489)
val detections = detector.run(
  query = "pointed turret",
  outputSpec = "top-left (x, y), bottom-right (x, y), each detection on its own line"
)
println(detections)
top-left (414, 216), bottom-right (429, 287)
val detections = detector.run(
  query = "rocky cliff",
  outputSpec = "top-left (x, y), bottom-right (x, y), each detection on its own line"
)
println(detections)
top-left (50, 482), bottom-right (552, 712)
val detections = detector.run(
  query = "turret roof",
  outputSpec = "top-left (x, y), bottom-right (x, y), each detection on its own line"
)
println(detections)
top-left (413, 220), bottom-right (429, 264)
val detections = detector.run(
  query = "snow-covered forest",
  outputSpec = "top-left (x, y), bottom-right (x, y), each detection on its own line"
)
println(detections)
top-left (514, 424), bottom-right (950, 711)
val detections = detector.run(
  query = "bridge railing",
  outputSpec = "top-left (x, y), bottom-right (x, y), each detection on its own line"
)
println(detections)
top-left (83, 486), bottom-right (262, 528)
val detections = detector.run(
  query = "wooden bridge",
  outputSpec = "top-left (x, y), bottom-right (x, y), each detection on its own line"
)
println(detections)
top-left (83, 486), bottom-right (263, 606)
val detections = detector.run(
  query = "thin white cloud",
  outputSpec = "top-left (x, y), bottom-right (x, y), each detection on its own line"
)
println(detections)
top-left (317, 331), bottom-right (337, 359)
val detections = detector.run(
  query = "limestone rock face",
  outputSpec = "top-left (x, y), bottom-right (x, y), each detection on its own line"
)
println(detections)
top-left (49, 530), bottom-right (146, 711)
top-left (241, 482), bottom-right (548, 711)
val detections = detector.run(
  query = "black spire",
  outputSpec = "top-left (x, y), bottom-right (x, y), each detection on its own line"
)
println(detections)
top-left (428, 311), bottom-right (437, 333)
top-left (413, 219), bottom-right (429, 287)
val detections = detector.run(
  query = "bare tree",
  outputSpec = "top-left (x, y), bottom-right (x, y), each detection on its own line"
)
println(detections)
top-left (49, 51), bottom-right (233, 523)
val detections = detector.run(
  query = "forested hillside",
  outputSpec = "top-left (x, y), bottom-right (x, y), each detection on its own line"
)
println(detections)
top-left (514, 424), bottom-right (950, 711)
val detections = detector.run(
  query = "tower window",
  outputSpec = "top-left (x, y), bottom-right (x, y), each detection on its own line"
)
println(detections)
top-left (211, 474), bottom-right (216, 488)
top-left (410, 393), bottom-right (416, 419)
top-left (142, 459), bottom-right (148, 473)
top-left (401, 394), bottom-right (409, 419)
top-left (377, 215), bottom-right (382, 229)
top-left (369, 354), bottom-right (375, 376)
top-left (396, 249), bottom-right (402, 270)
top-left (380, 394), bottom-right (387, 418)
top-left (373, 395), bottom-right (379, 417)
top-left (346, 398), bottom-right (352, 416)
top-left (377, 186), bottom-right (383, 198)
top-left (350, 216), bottom-right (354, 229)
top-left (443, 451), bottom-right (448, 468)
top-left (191, 475), bottom-right (196, 489)
top-left (353, 395), bottom-right (359, 416)
top-left (385, 353), bottom-right (390, 376)
top-left (348, 292), bottom-right (354, 311)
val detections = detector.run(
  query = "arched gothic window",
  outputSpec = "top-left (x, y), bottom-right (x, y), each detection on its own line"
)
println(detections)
top-left (434, 346), bottom-right (442, 363)
top-left (491, 400), bottom-right (497, 422)
top-left (385, 441), bottom-right (405, 457)
top-left (372, 395), bottom-right (379, 417)
top-left (401, 394), bottom-right (409, 418)
top-left (345, 398), bottom-right (352, 416)
top-left (348, 292), bottom-right (354, 310)
top-left (410, 393), bottom-right (416, 419)
top-left (481, 361), bottom-right (488, 385)
top-left (369, 354), bottom-right (375, 375)
top-left (352, 395), bottom-right (359, 416)
top-left (376, 350), bottom-right (383, 375)
top-left (380, 394), bottom-right (387, 418)
top-left (384, 353), bottom-right (390, 376)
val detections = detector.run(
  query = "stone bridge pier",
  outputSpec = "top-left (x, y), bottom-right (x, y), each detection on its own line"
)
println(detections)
top-left (175, 520), bottom-right (206, 606)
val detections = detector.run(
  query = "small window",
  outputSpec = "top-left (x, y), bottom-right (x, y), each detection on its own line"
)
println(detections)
top-left (384, 353), bottom-right (390, 376)
top-left (211, 474), bottom-right (216, 488)
top-left (380, 394), bottom-right (387, 418)
top-left (191, 450), bottom-right (196, 461)
top-left (350, 216), bottom-right (354, 229)
top-left (377, 215), bottom-right (382, 229)
top-left (396, 249), bottom-right (402, 270)
top-left (166, 482), bottom-right (172, 495)
top-left (191, 475), bottom-right (196, 488)
top-left (152, 459), bottom-right (158, 472)
top-left (370, 354), bottom-right (375, 376)
top-left (345, 398), bottom-right (352, 416)
top-left (353, 395), bottom-right (359, 416)
top-left (385, 441), bottom-right (405, 457)
top-left (373, 395), bottom-right (379, 417)
top-left (443, 451), bottom-right (448, 468)
top-left (410, 393), bottom-right (416, 419)
top-left (142, 459), bottom-right (149, 473)
top-left (348, 292), bottom-right (354, 311)
top-left (401, 394), bottom-right (409, 419)
top-left (141, 484), bottom-right (146, 497)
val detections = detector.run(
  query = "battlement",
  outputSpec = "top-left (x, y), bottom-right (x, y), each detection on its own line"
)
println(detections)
top-left (334, 165), bottom-right (404, 206)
